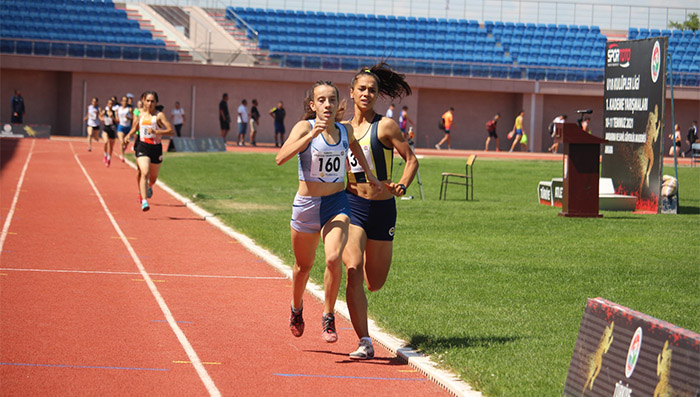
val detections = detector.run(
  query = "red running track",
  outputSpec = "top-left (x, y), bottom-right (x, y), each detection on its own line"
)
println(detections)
top-left (0, 138), bottom-right (449, 396)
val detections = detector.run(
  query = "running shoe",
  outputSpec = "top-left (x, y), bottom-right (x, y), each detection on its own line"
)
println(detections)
top-left (435, 144), bottom-right (441, 150)
top-left (349, 339), bottom-right (375, 360)
top-left (141, 200), bottom-right (150, 212)
top-left (321, 313), bottom-right (338, 343)
top-left (104, 155), bottom-right (108, 164)
top-left (289, 306), bottom-right (304, 337)
top-left (147, 186), bottom-right (153, 199)
top-left (138, 193), bottom-right (142, 203)
top-left (106, 158), bottom-right (111, 167)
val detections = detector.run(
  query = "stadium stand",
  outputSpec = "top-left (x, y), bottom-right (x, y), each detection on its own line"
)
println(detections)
top-left (225, 7), bottom-right (608, 82)
top-left (0, 0), bottom-right (179, 62)
top-left (629, 27), bottom-right (700, 86)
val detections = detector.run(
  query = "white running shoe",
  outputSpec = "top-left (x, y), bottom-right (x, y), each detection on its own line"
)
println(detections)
top-left (349, 339), bottom-right (374, 360)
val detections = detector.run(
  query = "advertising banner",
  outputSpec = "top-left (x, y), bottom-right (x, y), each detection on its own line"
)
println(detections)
top-left (601, 38), bottom-right (667, 213)
top-left (563, 298), bottom-right (699, 396)
top-left (170, 137), bottom-right (226, 152)
top-left (0, 123), bottom-right (51, 139)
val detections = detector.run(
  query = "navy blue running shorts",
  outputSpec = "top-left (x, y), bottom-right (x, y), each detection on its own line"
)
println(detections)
top-left (347, 193), bottom-right (396, 241)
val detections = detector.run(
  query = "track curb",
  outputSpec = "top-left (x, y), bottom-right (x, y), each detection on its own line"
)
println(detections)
top-left (126, 158), bottom-right (481, 396)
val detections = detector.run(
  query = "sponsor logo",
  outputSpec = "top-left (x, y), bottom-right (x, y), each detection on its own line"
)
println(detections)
top-left (625, 327), bottom-right (643, 378)
top-left (607, 43), bottom-right (631, 68)
top-left (388, 227), bottom-right (395, 237)
top-left (651, 41), bottom-right (661, 83)
top-left (2, 124), bottom-right (12, 134)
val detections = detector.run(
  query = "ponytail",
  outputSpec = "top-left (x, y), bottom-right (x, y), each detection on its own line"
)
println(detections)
top-left (351, 62), bottom-right (412, 100)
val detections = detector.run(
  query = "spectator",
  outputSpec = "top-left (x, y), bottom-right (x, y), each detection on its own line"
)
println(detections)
top-left (11, 89), bottom-right (25, 124)
top-left (237, 99), bottom-right (248, 146)
top-left (685, 120), bottom-right (698, 157)
top-left (219, 93), bottom-right (230, 141)
top-left (269, 100), bottom-right (286, 147)
top-left (385, 103), bottom-right (395, 120)
top-left (170, 101), bottom-right (185, 137)
top-left (249, 99), bottom-right (260, 146)
top-left (581, 117), bottom-right (592, 134)
top-left (435, 107), bottom-right (454, 150)
top-left (484, 113), bottom-right (500, 151)
top-left (547, 114), bottom-right (567, 153)
top-left (668, 123), bottom-right (682, 156)
top-left (398, 106), bottom-right (414, 139)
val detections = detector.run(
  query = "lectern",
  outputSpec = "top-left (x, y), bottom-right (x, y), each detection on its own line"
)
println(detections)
top-left (557, 123), bottom-right (607, 218)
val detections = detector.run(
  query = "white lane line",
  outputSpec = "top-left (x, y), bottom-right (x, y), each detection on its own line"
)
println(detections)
top-left (0, 139), bottom-right (35, 254)
top-left (0, 267), bottom-right (286, 280)
top-left (69, 143), bottom-right (221, 397)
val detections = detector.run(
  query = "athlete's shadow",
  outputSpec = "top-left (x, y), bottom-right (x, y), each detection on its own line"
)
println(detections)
top-left (302, 349), bottom-right (406, 366)
top-left (149, 203), bottom-right (187, 208)
top-left (409, 334), bottom-right (521, 349)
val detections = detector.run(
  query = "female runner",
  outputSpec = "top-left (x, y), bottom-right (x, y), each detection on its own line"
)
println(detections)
top-left (125, 91), bottom-right (173, 211)
top-left (275, 81), bottom-right (382, 343)
top-left (84, 97), bottom-right (100, 152)
top-left (99, 98), bottom-right (118, 167)
top-left (116, 96), bottom-right (132, 162)
top-left (343, 64), bottom-right (417, 359)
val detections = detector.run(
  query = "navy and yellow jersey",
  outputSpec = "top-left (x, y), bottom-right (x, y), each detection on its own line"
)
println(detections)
top-left (347, 114), bottom-right (393, 183)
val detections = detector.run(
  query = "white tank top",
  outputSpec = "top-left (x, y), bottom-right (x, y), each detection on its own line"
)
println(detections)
top-left (139, 112), bottom-right (161, 145)
top-left (298, 120), bottom-right (349, 183)
top-left (117, 106), bottom-right (131, 127)
top-left (87, 105), bottom-right (99, 127)
top-left (103, 106), bottom-right (115, 126)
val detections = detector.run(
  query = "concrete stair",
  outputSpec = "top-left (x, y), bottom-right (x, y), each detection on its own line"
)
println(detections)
top-left (116, 4), bottom-right (194, 62)
top-left (205, 9), bottom-right (277, 66)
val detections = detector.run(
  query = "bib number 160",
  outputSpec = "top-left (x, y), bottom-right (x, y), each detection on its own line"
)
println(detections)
top-left (319, 156), bottom-right (341, 173)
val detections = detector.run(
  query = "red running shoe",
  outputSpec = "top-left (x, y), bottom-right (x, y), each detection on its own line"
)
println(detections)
top-left (289, 306), bottom-right (304, 337)
top-left (322, 313), bottom-right (338, 343)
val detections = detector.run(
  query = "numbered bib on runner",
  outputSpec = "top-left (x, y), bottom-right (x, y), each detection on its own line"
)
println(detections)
top-left (310, 149), bottom-right (345, 179)
top-left (348, 144), bottom-right (374, 174)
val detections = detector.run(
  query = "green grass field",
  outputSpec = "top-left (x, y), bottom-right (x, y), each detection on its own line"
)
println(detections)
top-left (157, 151), bottom-right (699, 396)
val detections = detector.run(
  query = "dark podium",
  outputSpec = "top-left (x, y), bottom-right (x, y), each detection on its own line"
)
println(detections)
top-left (556, 123), bottom-right (607, 218)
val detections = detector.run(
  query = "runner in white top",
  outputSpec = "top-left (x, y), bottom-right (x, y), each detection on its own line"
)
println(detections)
top-left (83, 97), bottom-right (100, 152)
top-left (275, 81), bottom-right (382, 344)
top-left (116, 96), bottom-right (132, 162)
top-left (99, 98), bottom-right (118, 167)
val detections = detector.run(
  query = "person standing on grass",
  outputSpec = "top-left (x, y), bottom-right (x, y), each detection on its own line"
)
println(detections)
top-left (171, 101), bottom-right (185, 138)
top-left (484, 113), bottom-right (500, 151)
top-left (398, 105), bottom-right (414, 139)
top-left (435, 107), bottom-right (454, 150)
top-left (508, 110), bottom-right (525, 152)
top-left (116, 96), bottom-right (132, 162)
top-left (84, 97), bottom-right (100, 152)
top-left (685, 120), bottom-right (697, 157)
top-left (99, 98), bottom-right (118, 167)
top-left (270, 100), bottom-right (287, 147)
top-left (385, 103), bottom-right (395, 120)
top-left (219, 93), bottom-right (231, 142)
top-left (125, 91), bottom-right (173, 212)
top-left (237, 99), bottom-right (248, 146)
top-left (249, 99), bottom-right (260, 146)
top-left (275, 81), bottom-right (382, 345)
top-left (11, 89), bottom-right (25, 124)
top-left (343, 64), bottom-right (417, 360)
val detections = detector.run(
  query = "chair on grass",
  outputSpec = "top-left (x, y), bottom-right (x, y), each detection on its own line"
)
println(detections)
top-left (691, 143), bottom-right (700, 167)
top-left (439, 154), bottom-right (476, 200)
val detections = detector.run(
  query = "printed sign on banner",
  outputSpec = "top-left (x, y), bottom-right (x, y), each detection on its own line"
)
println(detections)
top-left (563, 298), bottom-right (699, 396)
top-left (601, 38), bottom-right (667, 213)
top-left (0, 124), bottom-right (51, 139)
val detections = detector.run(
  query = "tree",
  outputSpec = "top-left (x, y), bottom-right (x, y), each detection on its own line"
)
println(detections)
top-left (668, 12), bottom-right (699, 31)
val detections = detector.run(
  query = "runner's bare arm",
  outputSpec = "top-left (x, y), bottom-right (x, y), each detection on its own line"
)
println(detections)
top-left (275, 121), bottom-right (317, 165)
top-left (155, 112), bottom-right (174, 136)
top-left (379, 119), bottom-right (417, 196)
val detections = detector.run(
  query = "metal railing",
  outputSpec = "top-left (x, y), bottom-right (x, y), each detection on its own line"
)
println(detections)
top-left (142, 0), bottom-right (700, 31)
top-left (0, 38), bottom-right (180, 62)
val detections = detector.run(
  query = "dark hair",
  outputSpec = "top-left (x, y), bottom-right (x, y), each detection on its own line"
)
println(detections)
top-left (252, 99), bottom-right (258, 105)
top-left (582, 117), bottom-right (591, 122)
top-left (222, 93), bottom-right (228, 99)
top-left (495, 113), bottom-right (501, 118)
top-left (142, 91), bottom-right (159, 103)
top-left (352, 62), bottom-right (412, 100)
top-left (242, 99), bottom-right (247, 104)
top-left (301, 81), bottom-right (346, 122)
top-left (402, 106), bottom-right (408, 110)
top-left (449, 107), bottom-right (454, 111)
top-left (562, 114), bottom-right (568, 119)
